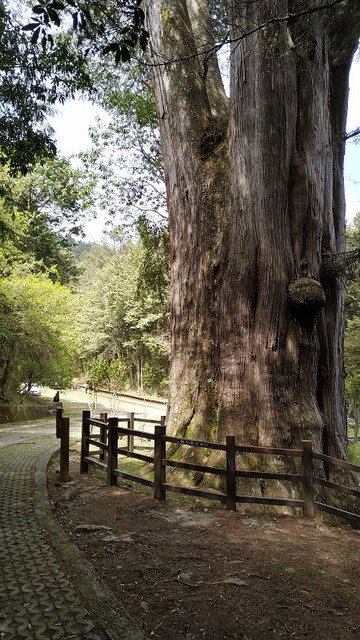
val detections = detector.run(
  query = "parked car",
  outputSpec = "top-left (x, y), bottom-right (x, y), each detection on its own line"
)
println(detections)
top-left (29, 384), bottom-right (41, 396)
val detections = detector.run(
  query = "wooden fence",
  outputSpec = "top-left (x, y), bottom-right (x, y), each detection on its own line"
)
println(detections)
top-left (56, 407), bottom-right (69, 482)
top-left (57, 409), bottom-right (360, 524)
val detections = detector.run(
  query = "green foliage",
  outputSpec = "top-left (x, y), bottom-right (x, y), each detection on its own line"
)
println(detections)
top-left (0, 156), bottom-right (96, 402)
top-left (0, 0), bottom-right (55, 171)
top-left (137, 216), bottom-right (169, 302)
top-left (78, 65), bottom-right (166, 227)
top-left (86, 355), bottom-right (109, 390)
top-left (347, 213), bottom-right (360, 250)
top-left (24, 1), bottom-right (148, 65)
top-left (0, 272), bottom-right (77, 400)
top-left (0, 159), bottom-right (93, 284)
top-left (346, 374), bottom-right (360, 437)
top-left (348, 441), bottom-right (360, 465)
top-left (1, 1), bottom-right (92, 172)
top-left (209, 0), bottom-right (229, 40)
top-left (108, 358), bottom-right (129, 393)
top-left (345, 213), bottom-right (360, 435)
top-left (75, 53), bottom-right (169, 391)
top-left (101, 78), bottom-right (158, 129)
top-left (345, 316), bottom-right (360, 374)
top-left (76, 239), bottom-right (169, 395)
top-left (345, 212), bottom-right (360, 319)
top-left (142, 362), bottom-right (168, 394)
top-left (345, 214), bottom-right (360, 377)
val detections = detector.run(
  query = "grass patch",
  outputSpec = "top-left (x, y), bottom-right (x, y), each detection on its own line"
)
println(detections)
top-left (348, 441), bottom-right (360, 465)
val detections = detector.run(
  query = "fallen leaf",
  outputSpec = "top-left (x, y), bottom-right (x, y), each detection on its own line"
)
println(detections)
top-left (215, 577), bottom-right (248, 586)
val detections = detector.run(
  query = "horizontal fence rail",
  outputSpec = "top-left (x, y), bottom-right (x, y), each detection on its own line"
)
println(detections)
top-left (69, 410), bottom-right (360, 524)
top-left (235, 445), bottom-right (303, 457)
top-left (313, 451), bottom-right (360, 473)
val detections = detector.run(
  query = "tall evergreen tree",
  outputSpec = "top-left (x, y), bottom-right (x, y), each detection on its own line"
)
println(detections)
top-left (23, 1), bottom-right (360, 478)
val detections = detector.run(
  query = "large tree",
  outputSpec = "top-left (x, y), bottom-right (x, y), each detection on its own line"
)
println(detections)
top-left (24, 1), bottom-right (360, 465)
top-left (145, 0), bottom-right (360, 461)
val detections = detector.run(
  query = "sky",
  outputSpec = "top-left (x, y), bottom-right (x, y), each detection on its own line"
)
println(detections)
top-left (49, 57), bottom-right (360, 239)
top-left (48, 103), bottom-right (109, 240)
top-left (344, 58), bottom-right (360, 226)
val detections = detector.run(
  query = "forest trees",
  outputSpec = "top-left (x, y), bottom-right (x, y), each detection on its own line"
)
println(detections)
top-left (0, 0), bottom-right (95, 401)
top-left (0, 157), bottom-right (94, 400)
top-left (76, 241), bottom-right (169, 396)
top-left (22, 1), bottom-right (360, 467)
top-left (0, 273), bottom-right (78, 400)
top-left (0, 158), bottom-right (93, 283)
top-left (345, 213), bottom-right (360, 436)
top-left (144, 0), bottom-right (360, 463)
top-left (1, 0), bottom-right (170, 402)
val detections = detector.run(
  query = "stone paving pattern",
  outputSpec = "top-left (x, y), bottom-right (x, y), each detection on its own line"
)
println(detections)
top-left (0, 431), bottom-right (104, 640)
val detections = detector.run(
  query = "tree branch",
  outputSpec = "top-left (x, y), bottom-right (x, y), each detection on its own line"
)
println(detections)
top-left (344, 127), bottom-right (360, 141)
top-left (146, 0), bottom-right (352, 67)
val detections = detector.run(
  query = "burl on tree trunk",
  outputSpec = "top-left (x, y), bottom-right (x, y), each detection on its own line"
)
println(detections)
top-left (146, 1), bottom-right (360, 473)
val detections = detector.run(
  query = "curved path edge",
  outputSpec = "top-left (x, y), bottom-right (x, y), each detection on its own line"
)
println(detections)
top-left (34, 446), bottom-right (146, 640)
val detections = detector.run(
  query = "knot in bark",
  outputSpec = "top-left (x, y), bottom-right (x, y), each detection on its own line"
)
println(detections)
top-left (288, 277), bottom-right (325, 314)
top-left (198, 121), bottom-right (226, 159)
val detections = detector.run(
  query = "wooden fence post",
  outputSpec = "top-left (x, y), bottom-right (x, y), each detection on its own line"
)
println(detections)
top-left (127, 412), bottom-right (135, 453)
top-left (226, 435), bottom-right (237, 511)
top-left (302, 440), bottom-right (315, 518)
top-left (80, 410), bottom-right (91, 474)
top-left (99, 412), bottom-right (108, 461)
top-left (56, 407), bottom-right (63, 438)
top-left (154, 424), bottom-right (166, 501)
top-left (60, 416), bottom-right (70, 482)
top-left (107, 417), bottom-right (119, 486)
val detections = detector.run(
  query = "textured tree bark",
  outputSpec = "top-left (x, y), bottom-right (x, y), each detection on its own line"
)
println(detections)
top-left (0, 343), bottom-right (15, 400)
top-left (145, 1), bottom-right (360, 477)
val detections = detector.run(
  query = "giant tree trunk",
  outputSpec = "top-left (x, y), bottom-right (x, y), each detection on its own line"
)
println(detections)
top-left (146, 1), bottom-right (360, 467)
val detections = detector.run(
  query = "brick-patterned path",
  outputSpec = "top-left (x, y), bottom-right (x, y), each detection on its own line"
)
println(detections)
top-left (0, 432), bottom-right (106, 640)
top-left (0, 414), bottom-right (144, 640)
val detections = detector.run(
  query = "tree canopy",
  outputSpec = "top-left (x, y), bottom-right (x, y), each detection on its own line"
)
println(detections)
top-left (0, 272), bottom-right (78, 400)
top-left (0, 0), bottom-right (91, 172)
top-left (76, 239), bottom-right (169, 395)
top-left (0, 157), bottom-right (94, 283)
top-left (0, 154), bottom-right (95, 401)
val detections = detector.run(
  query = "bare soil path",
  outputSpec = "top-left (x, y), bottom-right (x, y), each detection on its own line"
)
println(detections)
top-left (3, 393), bottom-right (360, 640)
top-left (49, 451), bottom-right (360, 640)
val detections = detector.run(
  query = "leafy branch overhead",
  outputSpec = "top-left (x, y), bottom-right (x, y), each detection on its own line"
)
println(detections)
top-left (24, 0), bottom-right (149, 62)
top-left (23, 0), bottom-right (359, 76)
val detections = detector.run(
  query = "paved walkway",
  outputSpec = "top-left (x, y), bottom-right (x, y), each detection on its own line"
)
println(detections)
top-left (0, 419), bottom-right (143, 640)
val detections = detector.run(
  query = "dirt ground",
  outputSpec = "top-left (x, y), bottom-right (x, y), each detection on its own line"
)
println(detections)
top-left (48, 451), bottom-right (360, 640)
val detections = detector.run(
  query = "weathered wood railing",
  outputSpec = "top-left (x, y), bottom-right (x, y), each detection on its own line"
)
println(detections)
top-left (312, 451), bottom-right (360, 521)
top-left (55, 407), bottom-right (69, 482)
top-left (76, 410), bottom-right (360, 524)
